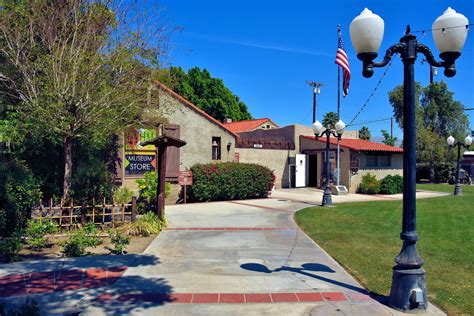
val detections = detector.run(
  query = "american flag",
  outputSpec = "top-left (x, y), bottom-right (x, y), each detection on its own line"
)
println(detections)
top-left (335, 33), bottom-right (351, 97)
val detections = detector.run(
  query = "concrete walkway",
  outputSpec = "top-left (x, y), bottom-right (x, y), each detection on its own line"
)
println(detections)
top-left (272, 188), bottom-right (448, 205)
top-left (84, 197), bottom-right (444, 315)
top-left (0, 194), bottom-right (447, 315)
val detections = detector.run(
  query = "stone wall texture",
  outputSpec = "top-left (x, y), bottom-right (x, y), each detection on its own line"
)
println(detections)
top-left (157, 90), bottom-right (237, 170)
top-left (236, 147), bottom-right (293, 188)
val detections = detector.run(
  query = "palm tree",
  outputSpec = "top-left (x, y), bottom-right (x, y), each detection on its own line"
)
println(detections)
top-left (322, 112), bottom-right (339, 129)
top-left (359, 126), bottom-right (371, 140)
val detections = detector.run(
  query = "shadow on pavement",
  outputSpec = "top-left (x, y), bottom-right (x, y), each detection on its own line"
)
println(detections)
top-left (0, 254), bottom-right (174, 315)
top-left (241, 262), bottom-right (369, 294)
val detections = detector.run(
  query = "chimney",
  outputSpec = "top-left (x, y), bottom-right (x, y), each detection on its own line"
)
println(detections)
top-left (224, 118), bottom-right (232, 123)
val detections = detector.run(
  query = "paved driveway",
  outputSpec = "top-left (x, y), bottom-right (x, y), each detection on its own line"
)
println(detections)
top-left (82, 198), bottom-right (444, 315)
top-left (0, 195), bottom-right (446, 315)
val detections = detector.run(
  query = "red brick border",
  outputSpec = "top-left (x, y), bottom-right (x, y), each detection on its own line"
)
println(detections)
top-left (1, 268), bottom-right (373, 306)
top-left (95, 291), bottom-right (370, 304)
top-left (164, 227), bottom-right (293, 231)
top-left (0, 266), bottom-right (127, 297)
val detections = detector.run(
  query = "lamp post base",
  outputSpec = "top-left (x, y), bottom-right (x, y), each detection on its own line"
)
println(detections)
top-left (454, 183), bottom-right (462, 196)
top-left (322, 188), bottom-right (333, 206)
top-left (389, 267), bottom-right (428, 313)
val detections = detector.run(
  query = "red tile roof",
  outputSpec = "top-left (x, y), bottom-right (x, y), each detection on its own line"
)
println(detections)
top-left (301, 135), bottom-right (403, 153)
top-left (224, 118), bottom-right (279, 133)
top-left (155, 81), bottom-right (239, 138)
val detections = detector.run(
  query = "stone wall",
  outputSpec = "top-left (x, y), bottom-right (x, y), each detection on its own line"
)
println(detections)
top-left (120, 88), bottom-right (237, 200)
top-left (349, 168), bottom-right (404, 193)
top-left (236, 147), bottom-right (293, 188)
top-left (157, 90), bottom-right (237, 170)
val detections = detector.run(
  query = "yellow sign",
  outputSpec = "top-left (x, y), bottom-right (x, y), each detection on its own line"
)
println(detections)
top-left (125, 128), bottom-right (156, 152)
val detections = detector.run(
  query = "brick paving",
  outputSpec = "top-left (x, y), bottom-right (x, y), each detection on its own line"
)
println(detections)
top-left (0, 266), bottom-right (127, 297)
top-left (92, 291), bottom-right (373, 304)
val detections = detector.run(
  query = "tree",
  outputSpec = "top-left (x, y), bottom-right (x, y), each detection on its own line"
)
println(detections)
top-left (388, 81), bottom-right (469, 181)
top-left (0, 1), bottom-right (169, 201)
top-left (359, 126), bottom-right (371, 140)
top-left (322, 112), bottom-right (339, 129)
top-left (381, 130), bottom-right (397, 146)
top-left (163, 66), bottom-right (253, 122)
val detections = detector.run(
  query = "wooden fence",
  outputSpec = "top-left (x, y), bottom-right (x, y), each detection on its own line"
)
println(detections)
top-left (31, 196), bottom-right (137, 229)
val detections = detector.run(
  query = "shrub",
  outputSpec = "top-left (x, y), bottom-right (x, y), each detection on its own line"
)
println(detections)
top-left (113, 187), bottom-right (134, 205)
top-left (1, 298), bottom-right (40, 316)
top-left (358, 173), bottom-right (380, 194)
top-left (136, 172), bottom-right (170, 213)
top-left (62, 223), bottom-right (102, 257)
top-left (108, 229), bottom-right (131, 255)
top-left (0, 158), bottom-right (42, 237)
top-left (0, 230), bottom-right (23, 263)
top-left (24, 220), bottom-right (58, 251)
top-left (186, 162), bottom-right (275, 202)
top-left (379, 175), bottom-right (403, 194)
top-left (126, 212), bottom-right (163, 237)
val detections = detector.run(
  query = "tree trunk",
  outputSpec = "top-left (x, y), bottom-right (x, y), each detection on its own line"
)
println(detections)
top-left (62, 136), bottom-right (73, 204)
top-left (429, 165), bottom-right (436, 183)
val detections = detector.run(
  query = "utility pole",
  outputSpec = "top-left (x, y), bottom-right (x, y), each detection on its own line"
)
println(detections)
top-left (306, 81), bottom-right (324, 123)
top-left (391, 117), bottom-right (394, 139)
top-left (423, 59), bottom-right (437, 84)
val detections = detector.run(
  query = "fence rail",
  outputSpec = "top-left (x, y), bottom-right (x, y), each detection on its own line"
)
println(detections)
top-left (31, 196), bottom-right (137, 228)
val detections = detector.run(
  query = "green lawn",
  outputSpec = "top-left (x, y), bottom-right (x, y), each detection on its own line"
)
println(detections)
top-left (294, 184), bottom-right (473, 315)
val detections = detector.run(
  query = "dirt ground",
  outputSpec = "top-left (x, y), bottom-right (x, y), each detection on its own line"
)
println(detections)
top-left (18, 234), bottom-right (157, 262)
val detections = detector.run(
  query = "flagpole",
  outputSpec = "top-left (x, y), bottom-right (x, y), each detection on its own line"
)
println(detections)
top-left (337, 25), bottom-right (341, 187)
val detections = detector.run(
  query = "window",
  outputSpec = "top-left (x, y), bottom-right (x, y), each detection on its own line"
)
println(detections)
top-left (366, 155), bottom-right (378, 167)
top-left (366, 154), bottom-right (391, 168)
top-left (379, 155), bottom-right (391, 167)
top-left (212, 137), bottom-right (221, 160)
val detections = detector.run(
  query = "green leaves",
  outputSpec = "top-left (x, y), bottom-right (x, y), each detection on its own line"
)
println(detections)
top-left (380, 130), bottom-right (397, 146)
top-left (165, 66), bottom-right (253, 122)
top-left (388, 81), bottom-right (469, 179)
top-left (359, 126), bottom-right (371, 140)
top-left (187, 162), bottom-right (275, 202)
top-left (322, 112), bottom-right (339, 129)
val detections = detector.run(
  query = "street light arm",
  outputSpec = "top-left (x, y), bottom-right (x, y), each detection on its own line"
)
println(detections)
top-left (373, 43), bottom-right (406, 68)
top-left (357, 43), bottom-right (406, 78)
top-left (416, 44), bottom-right (443, 67)
top-left (417, 43), bottom-right (460, 77)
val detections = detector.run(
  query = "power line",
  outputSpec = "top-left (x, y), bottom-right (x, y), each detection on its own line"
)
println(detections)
top-left (348, 117), bottom-right (392, 127)
top-left (347, 61), bottom-right (393, 127)
top-left (413, 23), bottom-right (472, 35)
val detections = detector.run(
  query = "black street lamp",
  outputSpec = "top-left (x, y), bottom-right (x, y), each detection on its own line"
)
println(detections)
top-left (350, 7), bottom-right (469, 313)
top-left (447, 135), bottom-right (472, 195)
top-left (312, 119), bottom-right (346, 206)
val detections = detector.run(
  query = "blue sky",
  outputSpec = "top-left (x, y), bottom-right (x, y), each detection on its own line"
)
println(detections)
top-left (158, 0), bottom-right (473, 138)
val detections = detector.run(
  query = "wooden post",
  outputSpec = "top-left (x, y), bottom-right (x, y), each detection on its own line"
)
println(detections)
top-left (102, 197), bottom-right (106, 224)
top-left (156, 144), bottom-right (167, 221)
top-left (70, 199), bottom-right (73, 228)
top-left (49, 198), bottom-right (53, 223)
top-left (92, 198), bottom-right (96, 223)
top-left (131, 196), bottom-right (137, 222)
top-left (121, 203), bottom-right (125, 223)
top-left (81, 202), bottom-right (86, 225)
top-left (111, 200), bottom-right (115, 227)
top-left (184, 185), bottom-right (187, 204)
top-left (59, 204), bottom-right (63, 227)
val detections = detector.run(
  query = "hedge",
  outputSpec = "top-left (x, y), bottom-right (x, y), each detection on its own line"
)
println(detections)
top-left (358, 173), bottom-right (380, 194)
top-left (186, 162), bottom-right (275, 202)
top-left (379, 175), bottom-right (403, 194)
